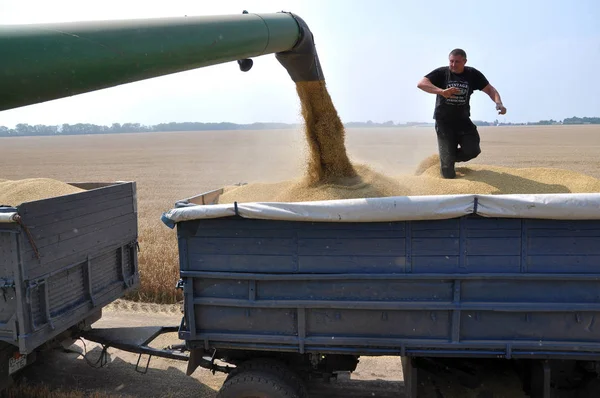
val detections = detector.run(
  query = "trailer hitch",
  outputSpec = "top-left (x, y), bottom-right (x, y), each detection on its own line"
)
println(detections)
top-left (186, 348), bottom-right (234, 376)
top-left (81, 325), bottom-right (189, 375)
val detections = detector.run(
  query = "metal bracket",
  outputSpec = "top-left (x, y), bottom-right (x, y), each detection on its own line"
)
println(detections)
top-left (237, 12), bottom-right (253, 74)
top-left (43, 281), bottom-right (54, 330)
top-left (0, 279), bottom-right (15, 303)
top-left (210, 348), bottom-right (218, 375)
top-left (81, 325), bottom-right (189, 376)
top-left (186, 347), bottom-right (233, 376)
top-left (401, 357), bottom-right (418, 398)
top-left (135, 353), bottom-right (152, 374)
top-left (531, 360), bottom-right (552, 398)
top-left (99, 346), bottom-right (109, 367)
top-left (86, 255), bottom-right (96, 307)
top-left (25, 279), bottom-right (54, 331)
top-left (0, 278), bottom-right (15, 289)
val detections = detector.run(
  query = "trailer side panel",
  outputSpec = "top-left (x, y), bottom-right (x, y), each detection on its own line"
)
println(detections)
top-left (178, 215), bottom-right (600, 359)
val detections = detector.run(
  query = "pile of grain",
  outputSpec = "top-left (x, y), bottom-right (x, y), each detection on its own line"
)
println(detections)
top-left (219, 164), bottom-right (410, 203)
top-left (218, 67), bottom-right (600, 204)
top-left (0, 178), bottom-right (84, 206)
top-left (414, 153), bottom-right (442, 176)
top-left (218, 154), bottom-right (600, 204)
top-left (296, 81), bottom-right (357, 185)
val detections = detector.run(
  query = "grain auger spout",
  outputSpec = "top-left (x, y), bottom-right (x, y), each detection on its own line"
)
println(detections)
top-left (0, 11), bottom-right (323, 112)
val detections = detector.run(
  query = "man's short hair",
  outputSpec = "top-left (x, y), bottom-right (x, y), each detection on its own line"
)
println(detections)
top-left (449, 48), bottom-right (467, 59)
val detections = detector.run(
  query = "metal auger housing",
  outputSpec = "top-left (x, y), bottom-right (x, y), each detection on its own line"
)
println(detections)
top-left (0, 11), bottom-right (323, 111)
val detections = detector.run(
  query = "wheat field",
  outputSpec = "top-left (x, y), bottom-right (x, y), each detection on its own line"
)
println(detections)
top-left (1, 125), bottom-right (600, 303)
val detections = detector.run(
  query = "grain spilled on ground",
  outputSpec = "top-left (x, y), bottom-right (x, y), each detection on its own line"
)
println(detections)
top-left (0, 178), bottom-right (83, 206)
top-left (296, 80), bottom-right (357, 185)
top-left (218, 154), bottom-right (600, 203)
top-left (105, 298), bottom-right (182, 315)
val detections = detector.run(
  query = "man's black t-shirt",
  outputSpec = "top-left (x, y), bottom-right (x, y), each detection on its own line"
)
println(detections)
top-left (425, 66), bottom-right (489, 121)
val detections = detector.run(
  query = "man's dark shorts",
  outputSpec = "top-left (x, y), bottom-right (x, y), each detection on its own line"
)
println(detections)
top-left (435, 118), bottom-right (481, 179)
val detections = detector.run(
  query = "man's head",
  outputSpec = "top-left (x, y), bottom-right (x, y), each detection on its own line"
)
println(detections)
top-left (448, 48), bottom-right (467, 74)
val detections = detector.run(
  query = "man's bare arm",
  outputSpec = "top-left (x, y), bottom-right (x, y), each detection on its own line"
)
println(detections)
top-left (482, 84), bottom-right (502, 104)
top-left (482, 84), bottom-right (507, 114)
top-left (417, 77), bottom-right (459, 98)
top-left (417, 77), bottom-right (444, 95)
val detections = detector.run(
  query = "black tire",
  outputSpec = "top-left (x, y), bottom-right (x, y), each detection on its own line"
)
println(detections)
top-left (225, 358), bottom-right (308, 398)
top-left (217, 370), bottom-right (300, 398)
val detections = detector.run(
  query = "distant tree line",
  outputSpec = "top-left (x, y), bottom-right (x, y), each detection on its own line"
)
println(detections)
top-left (473, 116), bottom-right (600, 127)
top-left (0, 122), bottom-right (300, 137)
top-left (1, 116), bottom-right (599, 137)
top-left (562, 117), bottom-right (600, 125)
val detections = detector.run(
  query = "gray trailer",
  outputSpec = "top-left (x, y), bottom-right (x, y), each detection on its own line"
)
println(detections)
top-left (0, 181), bottom-right (139, 389)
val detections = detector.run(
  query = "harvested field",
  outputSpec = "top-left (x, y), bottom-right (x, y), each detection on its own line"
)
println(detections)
top-left (0, 125), bottom-right (600, 303)
top-left (2, 125), bottom-right (600, 398)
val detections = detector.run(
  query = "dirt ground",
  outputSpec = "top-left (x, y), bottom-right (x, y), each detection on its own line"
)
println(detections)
top-left (14, 303), bottom-right (406, 397)
top-left (11, 301), bottom-right (531, 398)
top-left (2, 124), bottom-right (600, 397)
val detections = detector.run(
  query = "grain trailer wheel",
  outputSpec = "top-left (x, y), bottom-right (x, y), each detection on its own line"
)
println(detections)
top-left (217, 369), bottom-right (300, 398)
top-left (225, 358), bottom-right (308, 398)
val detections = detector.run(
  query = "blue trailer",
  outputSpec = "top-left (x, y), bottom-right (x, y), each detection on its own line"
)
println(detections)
top-left (156, 189), bottom-right (600, 398)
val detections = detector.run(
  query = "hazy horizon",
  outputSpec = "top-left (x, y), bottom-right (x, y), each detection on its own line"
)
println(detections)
top-left (1, 0), bottom-right (599, 129)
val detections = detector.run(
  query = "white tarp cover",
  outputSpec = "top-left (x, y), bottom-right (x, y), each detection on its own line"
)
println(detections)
top-left (0, 212), bottom-right (17, 223)
top-left (161, 193), bottom-right (600, 227)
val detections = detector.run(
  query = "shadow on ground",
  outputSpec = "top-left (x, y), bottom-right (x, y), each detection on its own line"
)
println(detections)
top-left (457, 168), bottom-right (570, 194)
top-left (9, 345), bottom-right (217, 398)
top-left (8, 346), bottom-right (406, 398)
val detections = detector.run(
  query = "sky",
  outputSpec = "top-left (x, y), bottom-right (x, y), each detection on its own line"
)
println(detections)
top-left (0, 0), bottom-right (599, 128)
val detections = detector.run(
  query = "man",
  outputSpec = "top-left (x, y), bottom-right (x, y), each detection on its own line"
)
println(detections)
top-left (417, 49), bottom-right (506, 179)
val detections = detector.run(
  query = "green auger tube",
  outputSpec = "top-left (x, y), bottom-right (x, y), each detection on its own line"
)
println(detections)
top-left (0, 11), bottom-right (324, 112)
